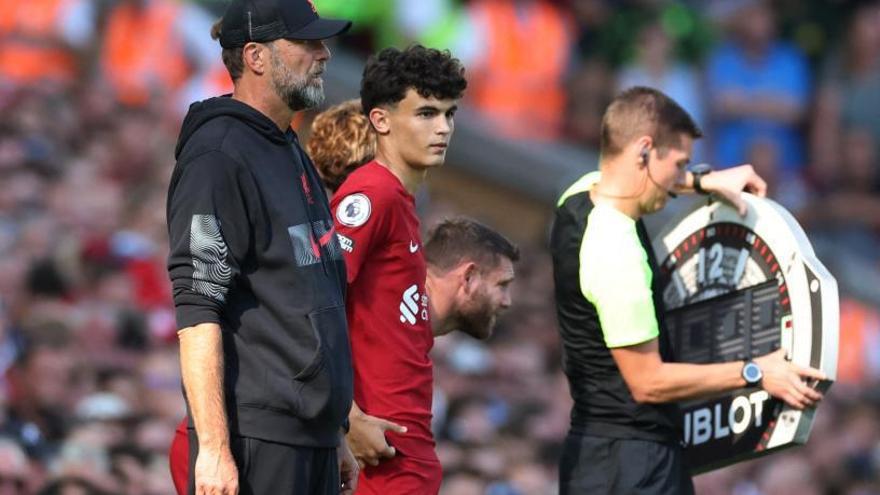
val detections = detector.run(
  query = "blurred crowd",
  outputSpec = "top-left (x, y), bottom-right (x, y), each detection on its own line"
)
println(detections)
top-left (328, 0), bottom-right (880, 259)
top-left (1, 0), bottom-right (880, 493)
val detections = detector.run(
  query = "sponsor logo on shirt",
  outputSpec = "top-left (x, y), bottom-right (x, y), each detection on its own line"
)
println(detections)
top-left (337, 233), bottom-right (354, 253)
top-left (399, 284), bottom-right (430, 325)
top-left (336, 193), bottom-right (371, 228)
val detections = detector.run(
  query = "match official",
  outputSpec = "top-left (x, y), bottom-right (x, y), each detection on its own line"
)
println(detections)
top-left (550, 87), bottom-right (827, 494)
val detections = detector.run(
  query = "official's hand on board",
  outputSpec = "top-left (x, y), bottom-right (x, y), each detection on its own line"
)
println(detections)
top-left (699, 164), bottom-right (768, 216)
top-left (755, 348), bottom-right (826, 410)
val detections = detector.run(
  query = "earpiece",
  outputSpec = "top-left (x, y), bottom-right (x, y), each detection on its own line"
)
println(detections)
top-left (641, 145), bottom-right (678, 199)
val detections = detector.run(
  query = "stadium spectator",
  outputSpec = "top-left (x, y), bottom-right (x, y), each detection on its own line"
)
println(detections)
top-left (465, 0), bottom-right (573, 140)
top-left (811, 1), bottom-right (880, 180)
top-left (835, 299), bottom-right (880, 386)
top-left (706, 0), bottom-right (810, 173)
top-left (1, 322), bottom-right (77, 462)
top-left (99, 0), bottom-right (227, 108)
top-left (616, 20), bottom-right (706, 163)
top-left (566, 58), bottom-right (614, 148)
top-left (0, 437), bottom-right (32, 495)
top-left (392, 0), bottom-right (479, 65)
top-left (0, 0), bottom-right (96, 87)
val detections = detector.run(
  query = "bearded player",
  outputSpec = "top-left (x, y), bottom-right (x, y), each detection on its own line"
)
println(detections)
top-left (331, 45), bottom-right (466, 494)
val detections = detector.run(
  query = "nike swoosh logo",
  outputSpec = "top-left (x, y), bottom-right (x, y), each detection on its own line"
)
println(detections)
top-left (409, 241), bottom-right (419, 253)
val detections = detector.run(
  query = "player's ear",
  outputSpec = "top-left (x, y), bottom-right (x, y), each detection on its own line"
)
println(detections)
top-left (242, 42), bottom-right (268, 76)
top-left (368, 107), bottom-right (390, 135)
top-left (461, 262), bottom-right (478, 294)
top-left (636, 136), bottom-right (653, 157)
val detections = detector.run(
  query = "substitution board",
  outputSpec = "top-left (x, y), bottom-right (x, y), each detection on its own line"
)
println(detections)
top-left (652, 194), bottom-right (838, 474)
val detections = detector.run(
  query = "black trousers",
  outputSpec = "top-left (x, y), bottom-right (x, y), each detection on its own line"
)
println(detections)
top-left (187, 429), bottom-right (339, 495)
top-left (559, 432), bottom-right (694, 495)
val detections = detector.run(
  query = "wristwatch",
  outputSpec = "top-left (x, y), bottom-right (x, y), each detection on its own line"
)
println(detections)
top-left (741, 361), bottom-right (763, 386)
top-left (690, 163), bottom-right (713, 195)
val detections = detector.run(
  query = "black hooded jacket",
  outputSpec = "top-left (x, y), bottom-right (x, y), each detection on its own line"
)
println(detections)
top-left (167, 96), bottom-right (352, 447)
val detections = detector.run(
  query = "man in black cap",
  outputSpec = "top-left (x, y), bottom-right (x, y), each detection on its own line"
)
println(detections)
top-left (165, 1), bottom-right (357, 494)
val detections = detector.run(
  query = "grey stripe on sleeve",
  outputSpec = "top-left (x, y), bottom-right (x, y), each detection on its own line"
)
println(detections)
top-left (190, 214), bottom-right (232, 302)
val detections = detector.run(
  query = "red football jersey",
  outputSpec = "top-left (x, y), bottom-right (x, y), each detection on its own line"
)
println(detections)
top-left (332, 161), bottom-right (435, 462)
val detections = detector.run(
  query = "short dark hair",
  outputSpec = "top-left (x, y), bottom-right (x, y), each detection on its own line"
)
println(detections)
top-left (600, 86), bottom-right (702, 158)
top-left (360, 45), bottom-right (467, 116)
top-left (425, 218), bottom-right (519, 274)
top-left (212, 20), bottom-right (244, 82)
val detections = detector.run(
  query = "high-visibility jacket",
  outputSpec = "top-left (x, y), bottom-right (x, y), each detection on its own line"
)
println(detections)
top-left (101, 0), bottom-right (190, 106)
top-left (838, 299), bottom-right (880, 384)
top-left (468, 0), bottom-right (572, 140)
top-left (0, 0), bottom-right (78, 84)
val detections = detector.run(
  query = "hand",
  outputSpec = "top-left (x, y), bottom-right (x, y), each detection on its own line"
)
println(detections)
top-left (754, 349), bottom-right (826, 410)
top-left (338, 438), bottom-right (359, 494)
top-left (698, 164), bottom-right (768, 216)
top-left (194, 443), bottom-right (239, 495)
top-left (346, 410), bottom-right (407, 468)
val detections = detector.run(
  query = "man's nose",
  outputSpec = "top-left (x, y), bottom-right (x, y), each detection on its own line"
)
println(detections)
top-left (315, 40), bottom-right (331, 61)
top-left (436, 117), bottom-right (451, 135)
top-left (500, 291), bottom-right (512, 309)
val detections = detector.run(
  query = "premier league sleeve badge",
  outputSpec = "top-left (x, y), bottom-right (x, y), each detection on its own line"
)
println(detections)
top-left (336, 193), bottom-right (372, 228)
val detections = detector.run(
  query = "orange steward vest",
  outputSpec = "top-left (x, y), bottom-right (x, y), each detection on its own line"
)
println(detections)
top-left (102, 0), bottom-right (190, 106)
top-left (838, 299), bottom-right (879, 384)
top-left (0, 0), bottom-right (78, 84)
top-left (469, 0), bottom-right (571, 140)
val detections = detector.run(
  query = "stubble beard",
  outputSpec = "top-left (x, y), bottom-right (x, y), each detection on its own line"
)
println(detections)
top-left (455, 289), bottom-right (497, 340)
top-left (270, 49), bottom-right (325, 112)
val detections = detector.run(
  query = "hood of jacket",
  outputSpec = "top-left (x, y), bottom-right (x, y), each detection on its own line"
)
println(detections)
top-left (175, 96), bottom-right (290, 158)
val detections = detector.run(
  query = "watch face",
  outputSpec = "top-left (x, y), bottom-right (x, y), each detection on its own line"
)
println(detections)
top-left (690, 163), bottom-right (713, 175)
top-left (744, 363), bottom-right (762, 383)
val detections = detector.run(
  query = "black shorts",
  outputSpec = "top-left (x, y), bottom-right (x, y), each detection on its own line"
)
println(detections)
top-left (187, 429), bottom-right (339, 495)
top-left (559, 432), bottom-right (694, 495)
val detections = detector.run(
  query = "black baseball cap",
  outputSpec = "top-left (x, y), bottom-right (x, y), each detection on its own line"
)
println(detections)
top-left (219, 0), bottom-right (352, 48)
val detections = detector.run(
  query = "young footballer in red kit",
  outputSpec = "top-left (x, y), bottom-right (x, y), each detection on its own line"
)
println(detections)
top-left (331, 45), bottom-right (466, 494)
